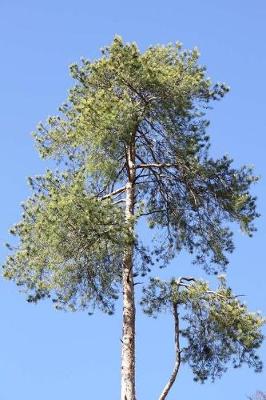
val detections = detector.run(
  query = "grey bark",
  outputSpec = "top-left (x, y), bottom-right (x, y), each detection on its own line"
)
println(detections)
top-left (121, 143), bottom-right (136, 400)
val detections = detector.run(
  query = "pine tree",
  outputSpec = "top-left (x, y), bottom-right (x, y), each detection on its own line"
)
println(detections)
top-left (3, 37), bottom-right (264, 400)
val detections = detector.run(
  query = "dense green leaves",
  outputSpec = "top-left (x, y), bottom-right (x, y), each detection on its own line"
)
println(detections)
top-left (141, 276), bottom-right (264, 382)
top-left (3, 37), bottom-right (259, 308)
top-left (2, 37), bottom-right (264, 395)
top-left (4, 171), bottom-right (128, 313)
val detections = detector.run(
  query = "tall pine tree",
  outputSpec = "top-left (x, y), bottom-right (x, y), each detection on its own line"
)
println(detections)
top-left (3, 37), bottom-right (264, 399)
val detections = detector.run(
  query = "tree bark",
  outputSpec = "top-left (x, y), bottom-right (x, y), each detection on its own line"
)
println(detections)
top-left (121, 143), bottom-right (136, 400)
top-left (158, 303), bottom-right (181, 400)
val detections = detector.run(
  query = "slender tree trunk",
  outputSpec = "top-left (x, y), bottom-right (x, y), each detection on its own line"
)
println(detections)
top-left (121, 142), bottom-right (136, 400)
top-left (158, 303), bottom-right (181, 400)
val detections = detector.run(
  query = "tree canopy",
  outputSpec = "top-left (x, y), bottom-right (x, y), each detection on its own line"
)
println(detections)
top-left (142, 276), bottom-right (263, 383)
top-left (3, 37), bottom-right (264, 399)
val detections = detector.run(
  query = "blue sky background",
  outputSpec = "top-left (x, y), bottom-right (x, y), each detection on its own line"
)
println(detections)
top-left (0, 1), bottom-right (265, 399)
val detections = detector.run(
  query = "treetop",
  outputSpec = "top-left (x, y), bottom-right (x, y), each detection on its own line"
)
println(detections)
top-left (3, 37), bottom-right (259, 311)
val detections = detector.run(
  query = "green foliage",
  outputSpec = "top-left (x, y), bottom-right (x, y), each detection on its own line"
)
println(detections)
top-left (145, 157), bottom-right (258, 272)
top-left (4, 170), bottom-right (128, 313)
top-left (3, 37), bottom-right (259, 311)
top-left (141, 276), bottom-right (265, 382)
top-left (2, 37), bottom-right (264, 396)
top-left (33, 36), bottom-right (258, 273)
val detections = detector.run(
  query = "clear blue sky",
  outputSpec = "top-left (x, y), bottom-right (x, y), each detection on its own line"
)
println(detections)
top-left (0, 1), bottom-right (265, 399)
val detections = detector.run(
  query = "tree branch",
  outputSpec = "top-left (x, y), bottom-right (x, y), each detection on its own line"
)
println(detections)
top-left (136, 163), bottom-right (178, 169)
top-left (112, 199), bottom-right (126, 205)
top-left (138, 208), bottom-right (166, 218)
top-left (158, 302), bottom-right (181, 400)
top-left (99, 186), bottom-right (126, 200)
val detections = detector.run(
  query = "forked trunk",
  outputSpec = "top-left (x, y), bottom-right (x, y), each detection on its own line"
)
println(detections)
top-left (121, 144), bottom-right (136, 400)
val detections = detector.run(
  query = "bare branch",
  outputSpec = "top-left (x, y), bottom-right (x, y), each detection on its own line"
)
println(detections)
top-left (112, 199), bottom-right (126, 205)
top-left (180, 276), bottom-right (196, 283)
top-left (100, 186), bottom-right (126, 200)
top-left (136, 163), bottom-right (178, 169)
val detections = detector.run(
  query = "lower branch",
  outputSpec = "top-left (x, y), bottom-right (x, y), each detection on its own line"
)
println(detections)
top-left (158, 303), bottom-right (181, 400)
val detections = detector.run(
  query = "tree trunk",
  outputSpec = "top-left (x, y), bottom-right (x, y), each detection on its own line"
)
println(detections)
top-left (158, 303), bottom-right (181, 400)
top-left (121, 143), bottom-right (136, 400)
